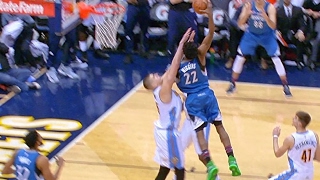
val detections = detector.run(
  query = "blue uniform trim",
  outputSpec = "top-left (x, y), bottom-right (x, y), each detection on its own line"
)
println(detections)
top-left (167, 107), bottom-right (183, 169)
top-left (274, 158), bottom-right (297, 180)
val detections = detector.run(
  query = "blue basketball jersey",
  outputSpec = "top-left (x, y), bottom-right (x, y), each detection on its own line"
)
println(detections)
top-left (177, 59), bottom-right (209, 94)
top-left (14, 149), bottom-right (44, 180)
top-left (247, 1), bottom-right (272, 34)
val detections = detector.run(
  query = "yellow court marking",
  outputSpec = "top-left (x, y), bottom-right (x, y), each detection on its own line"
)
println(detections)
top-left (59, 81), bottom-right (320, 180)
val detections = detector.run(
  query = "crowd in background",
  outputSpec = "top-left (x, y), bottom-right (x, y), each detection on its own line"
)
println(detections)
top-left (0, 0), bottom-right (319, 93)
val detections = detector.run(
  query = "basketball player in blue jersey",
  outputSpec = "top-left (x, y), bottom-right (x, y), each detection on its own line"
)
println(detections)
top-left (143, 29), bottom-right (193, 180)
top-left (226, 0), bottom-right (292, 97)
top-left (2, 130), bottom-right (64, 180)
top-left (173, 1), bottom-right (241, 179)
top-left (269, 111), bottom-right (320, 179)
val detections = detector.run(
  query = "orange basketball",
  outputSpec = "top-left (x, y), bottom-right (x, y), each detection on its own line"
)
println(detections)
top-left (192, 0), bottom-right (207, 14)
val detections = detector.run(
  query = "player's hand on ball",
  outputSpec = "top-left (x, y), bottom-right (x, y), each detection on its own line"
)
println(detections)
top-left (199, 0), bottom-right (213, 16)
top-left (273, 126), bottom-right (281, 137)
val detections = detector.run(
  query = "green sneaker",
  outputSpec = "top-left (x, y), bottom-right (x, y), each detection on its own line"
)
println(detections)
top-left (228, 156), bottom-right (241, 176)
top-left (206, 161), bottom-right (219, 180)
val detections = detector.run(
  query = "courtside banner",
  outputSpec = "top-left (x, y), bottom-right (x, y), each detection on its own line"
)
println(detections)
top-left (0, 0), bottom-right (55, 17)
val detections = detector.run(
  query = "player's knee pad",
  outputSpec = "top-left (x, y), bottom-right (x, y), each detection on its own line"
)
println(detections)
top-left (155, 166), bottom-right (170, 180)
top-left (232, 55), bottom-right (246, 73)
top-left (271, 56), bottom-right (286, 76)
top-left (174, 168), bottom-right (185, 180)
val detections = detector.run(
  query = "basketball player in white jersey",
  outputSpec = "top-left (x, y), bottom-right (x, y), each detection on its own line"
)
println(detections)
top-left (143, 29), bottom-right (194, 180)
top-left (269, 111), bottom-right (320, 180)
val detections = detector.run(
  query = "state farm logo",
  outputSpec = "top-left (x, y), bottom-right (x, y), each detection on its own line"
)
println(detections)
top-left (0, 0), bottom-right (44, 15)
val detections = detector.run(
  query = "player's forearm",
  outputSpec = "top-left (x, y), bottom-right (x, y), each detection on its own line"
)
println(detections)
top-left (265, 17), bottom-right (276, 30)
top-left (53, 166), bottom-right (63, 180)
top-left (273, 136), bottom-right (281, 157)
top-left (237, 15), bottom-right (250, 27)
top-left (208, 12), bottom-right (215, 34)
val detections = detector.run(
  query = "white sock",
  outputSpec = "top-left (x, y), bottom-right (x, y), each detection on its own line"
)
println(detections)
top-left (94, 40), bottom-right (101, 50)
top-left (79, 41), bottom-right (87, 52)
top-left (232, 55), bottom-right (246, 73)
top-left (271, 56), bottom-right (286, 76)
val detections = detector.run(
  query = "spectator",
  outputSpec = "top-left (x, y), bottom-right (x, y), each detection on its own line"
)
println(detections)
top-left (277, 0), bottom-right (307, 70)
top-left (303, 0), bottom-right (320, 70)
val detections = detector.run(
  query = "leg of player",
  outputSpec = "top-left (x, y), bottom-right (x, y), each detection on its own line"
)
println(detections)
top-left (265, 38), bottom-right (292, 97)
top-left (226, 54), bottom-right (246, 94)
top-left (213, 121), bottom-right (241, 176)
top-left (194, 121), bottom-right (219, 180)
top-left (155, 166), bottom-right (170, 180)
top-left (270, 56), bottom-right (292, 97)
top-left (78, 25), bottom-right (89, 62)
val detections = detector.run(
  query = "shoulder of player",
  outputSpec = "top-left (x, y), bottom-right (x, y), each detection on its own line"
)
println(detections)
top-left (36, 154), bottom-right (49, 167)
top-left (285, 135), bottom-right (295, 146)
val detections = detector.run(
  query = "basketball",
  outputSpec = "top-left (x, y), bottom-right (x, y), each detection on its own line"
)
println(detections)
top-left (192, 0), bottom-right (207, 14)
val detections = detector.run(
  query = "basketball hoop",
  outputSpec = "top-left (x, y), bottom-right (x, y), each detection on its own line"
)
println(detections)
top-left (78, 1), bottom-right (125, 49)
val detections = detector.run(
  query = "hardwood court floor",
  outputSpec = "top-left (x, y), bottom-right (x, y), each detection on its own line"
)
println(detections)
top-left (57, 81), bottom-right (320, 180)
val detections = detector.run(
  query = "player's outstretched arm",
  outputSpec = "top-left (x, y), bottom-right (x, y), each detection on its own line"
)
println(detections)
top-left (238, 2), bottom-right (252, 28)
top-left (197, 0), bottom-right (214, 66)
top-left (272, 126), bottom-right (294, 158)
top-left (160, 28), bottom-right (193, 103)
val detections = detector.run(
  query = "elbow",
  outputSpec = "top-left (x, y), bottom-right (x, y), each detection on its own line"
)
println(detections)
top-left (274, 152), bottom-right (282, 158)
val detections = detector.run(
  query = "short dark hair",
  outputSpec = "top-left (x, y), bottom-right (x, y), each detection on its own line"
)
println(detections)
top-left (296, 111), bottom-right (311, 128)
top-left (183, 42), bottom-right (198, 60)
top-left (23, 130), bottom-right (39, 148)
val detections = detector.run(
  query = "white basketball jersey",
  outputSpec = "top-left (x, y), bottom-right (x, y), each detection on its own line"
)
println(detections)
top-left (153, 86), bottom-right (182, 129)
top-left (288, 130), bottom-right (317, 174)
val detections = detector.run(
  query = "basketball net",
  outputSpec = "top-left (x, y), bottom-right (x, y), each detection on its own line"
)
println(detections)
top-left (78, 1), bottom-right (125, 49)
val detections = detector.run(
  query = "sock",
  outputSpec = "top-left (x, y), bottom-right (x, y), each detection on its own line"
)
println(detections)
top-left (93, 40), bottom-right (101, 50)
top-left (27, 76), bottom-right (36, 82)
top-left (225, 146), bottom-right (234, 157)
top-left (201, 149), bottom-right (211, 164)
top-left (231, 77), bottom-right (237, 84)
top-left (79, 41), bottom-right (87, 52)
top-left (281, 79), bottom-right (288, 86)
top-left (271, 56), bottom-right (287, 86)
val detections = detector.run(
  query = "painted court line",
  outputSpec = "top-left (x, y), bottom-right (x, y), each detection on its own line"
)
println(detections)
top-left (64, 160), bottom-right (266, 179)
top-left (54, 81), bottom-right (143, 161)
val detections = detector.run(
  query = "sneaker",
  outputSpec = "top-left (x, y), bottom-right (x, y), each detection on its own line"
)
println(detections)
top-left (226, 82), bottom-right (236, 94)
top-left (46, 67), bottom-right (59, 83)
top-left (58, 64), bottom-right (80, 79)
top-left (26, 82), bottom-right (41, 90)
top-left (70, 56), bottom-right (88, 70)
top-left (228, 156), bottom-right (241, 176)
top-left (206, 161), bottom-right (219, 180)
top-left (283, 85), bottom-right (292, 98)
top-left (7, 85), bottom-right (21, 93)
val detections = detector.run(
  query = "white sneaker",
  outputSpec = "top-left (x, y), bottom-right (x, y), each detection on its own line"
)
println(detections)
top-left (58, 64), bottom-right (80, 79)
top-left (46, 67), bottom-right (59, 83)
top-left (26, 82), bottom-right (41, 90)
top-left (70, 56), bottom-right (88, 69)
